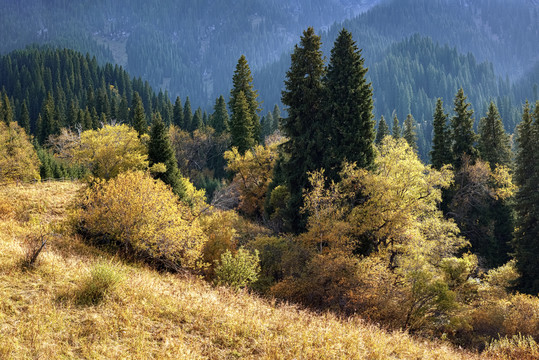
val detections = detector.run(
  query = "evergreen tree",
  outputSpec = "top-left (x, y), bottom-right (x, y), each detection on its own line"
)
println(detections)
top-left (193, 107), bottom-right (204, 130)
top-left (39, 92), bottom-right (58, 144)
top-left (173, 96), bottom-right (183, 128)
top-left (130, 91), bottom-right (147, 136)
top-left (19, 100), bottom-right (30, 134)
top-left (403, 114), bottom-right (418, 152)
top-left (183, 97), bottom-right (192, 132)
top-left (392, 113), bottom-right (401, 138)
top-left (280, 27), bottom-right (326, 232)
top-left (229, 55), bottom-right (261, 145)
top-left (118, 95), bottom-right (129, 123)
top-left (230, 91), bottom-right (254, 154)
top-left (513, 101), bottom-right (539, 294)
top-left (272, 104), bottom-right (281, 132)
top-left (148, 112), bottom-right (187, 199)
top-left (2, 93), bottom-right (13, 125)
top-left (375, 115), bottom-right (389, 144)
top-left (430, 98), bottom-right (452, 169)
top-left (263, 111), bottom-right (274, 139)
top-left (478, 101), bottom-right (512, 168)
top-left (451, 88), bottom-right (478, 169)
top-left (212, 95), bottom-right (228, 134)
top-left (324, 28), bottom-right (376, 177)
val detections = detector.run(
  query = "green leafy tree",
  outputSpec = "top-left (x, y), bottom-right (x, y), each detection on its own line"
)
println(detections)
top-left (0, 121), bottom-right (41, 182)
top-left (324, 28), bottom-right (376, 177)
top-left (430, 98), bottom-right (452, 169)
top-left (148, 112), bottom-right (187, 199)
top-left (376, 115), bottom-right (389, 144)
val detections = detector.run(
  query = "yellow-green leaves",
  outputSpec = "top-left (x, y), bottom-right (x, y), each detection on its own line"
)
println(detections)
top-left (0, 121), bottom-right (40, 183)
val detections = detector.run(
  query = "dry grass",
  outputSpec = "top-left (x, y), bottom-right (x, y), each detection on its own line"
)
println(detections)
top-left (0, 181), bottom-right (489, 359)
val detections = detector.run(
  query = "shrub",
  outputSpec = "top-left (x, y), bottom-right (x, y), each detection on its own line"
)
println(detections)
top-left (75, 261), bottom-right (123, 305)
top-left (214, 248), bottom-right (260, 290)
top-left (77, 171), bottom-right (207, 271)
top-left (484, 334), bottom-right (539, 360)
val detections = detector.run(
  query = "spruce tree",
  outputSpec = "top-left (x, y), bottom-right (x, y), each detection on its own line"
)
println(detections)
top-left (323, 28), bottom-right (375, 177)
top-left (148, 112), bottom-right (187, 199)
top-left (478, 101), bottom-right (511, 168)
top-left (229, 55), bottom-right (261, 145)
top-left (514, 101), bottom-right (539, 293)
top-left (212, 95), bottom-right (229, 134)
top-left (280, 27), bottom-right (326, 232)
top-left (375, 115), bottom-right (389, 144)
top-left (263, 111), bottom-right (274, 139)
top-left (392, 113), bottom-right (401, 138)
top-left (451, 88), bottom-right (478, 169)
top-left (193, 107), bottom-right (203, 130)
top-left (230, 91), bottom-right (254, 154)
top-left (403, 114), bottom-right (418, 152)
top-left (130, 91), bottom-right (147, 136)
top-left (272, 104), bottom-right (281, 132)
top-left (19, 101), bottom-right (30, 134)
top-left (173, 96), bottom-right (183, 128)
top-left (183, 97), bottom-right (192, 132)
top-left (430, 98), bottom-right (452, 169)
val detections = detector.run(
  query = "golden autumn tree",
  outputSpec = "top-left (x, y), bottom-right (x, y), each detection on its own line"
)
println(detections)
top-left (73, 124), bottom-right (148, 180)
top-left (78, 171), bottom-right (207, 270)
top-left (0, 121), bottom-right (40, 183)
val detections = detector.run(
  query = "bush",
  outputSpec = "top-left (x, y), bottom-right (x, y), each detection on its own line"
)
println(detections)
top-left (484, 334), bottom-right (539, 360)
top-left (77, 171), bottom-right (207, 271)
top-left (214, 248), bottom-right (260, 289)
top-left (75, 261), bottom-right (123, 305)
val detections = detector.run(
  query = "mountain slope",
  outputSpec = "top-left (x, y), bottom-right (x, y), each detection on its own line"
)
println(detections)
top-left (0, 181), bottom-right (482, 359)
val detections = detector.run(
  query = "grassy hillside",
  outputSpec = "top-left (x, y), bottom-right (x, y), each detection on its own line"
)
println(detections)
top-left (0, 181), bottom-right (485, 359)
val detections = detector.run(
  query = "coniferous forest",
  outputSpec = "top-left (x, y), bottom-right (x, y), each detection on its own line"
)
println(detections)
top-left (1, 1), bottom-right (539, 358)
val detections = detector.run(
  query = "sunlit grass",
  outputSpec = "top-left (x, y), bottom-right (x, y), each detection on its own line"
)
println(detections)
top-left (0, 181), bottom-right (486, 359)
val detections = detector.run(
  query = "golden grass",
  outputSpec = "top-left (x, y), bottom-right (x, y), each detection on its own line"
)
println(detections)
top-left (0, 181), bottom-right (489, 359)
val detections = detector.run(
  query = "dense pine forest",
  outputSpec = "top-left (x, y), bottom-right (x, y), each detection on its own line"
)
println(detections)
top-left (1, 0), bottom-right (539, 358)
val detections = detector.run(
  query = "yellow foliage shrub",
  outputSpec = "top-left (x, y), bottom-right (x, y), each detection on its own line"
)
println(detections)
top-left (77, 171), bottom-right (207, 270)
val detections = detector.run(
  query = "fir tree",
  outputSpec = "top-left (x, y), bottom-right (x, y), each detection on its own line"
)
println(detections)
top-left (230, 91), bottom-right (254, 154)
top-left (280, 27), bottom-right (326, 232)
top-left (478, 101), bottom-right (511, 168)
top-left (323, 28), bottom-right (375, 177)
top-left (130, 91), bottom-right (147, 136)
top-left (392, 113), bottom-right (401, 138)
top-left (229, 55), bottom-right (261, 145)
top-left (193, 107), bottom-right (203, 130)
top-left (272, 104), bottom-right (281, 132)
top-left (403, 114), bottom-right (418, 152)
top-left (375, 115), bottom-right (389, 145)
top-left (451, 88), bottom-right (478, 169)
top-left (118, 95), bottom-right (129, 123)
top-left (148, 112), bottom-right (187, 199)
top-left (212, 95), bottom-right (229, 134)
top-left (183, 97), bottom-right (192, 132)
top-left (430, 98), bottom-right (452, 169)
top-left (173, 96), bottom-right (183, 128)
top-left (19, 101), bottom-right (30, 134)
top-left (513, 101), bottom-right (539, 293)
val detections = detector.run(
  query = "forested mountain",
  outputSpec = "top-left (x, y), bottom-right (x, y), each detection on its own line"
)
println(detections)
top-left (0, 0), bottom-right (382, 108)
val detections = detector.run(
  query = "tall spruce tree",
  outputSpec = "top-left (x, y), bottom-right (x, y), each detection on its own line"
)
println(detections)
top-left (272, 104), bottom-right (281, 132)
top-left (230, 91), bottom-right (254, 154)
top-left (130, 91), bottom-right (147, 136)
top-left (212, 95), bottom-right (228, 134)
top-left (173, 96), bottom-right (183, 128)
top-left (392, 113), bottom-right (401, 138)
top-left (280, 27), bottom-right (326, 232)
top-left (229, 55), bottom-right (261, 145)
top-left (430, 98), bottom-right (452, 169)
top-left (478, 101), bottom-right (512, 168)
top-left (375, 115), bottom-right (389, 144)
top-left (183, 97), bottom-right (193, 132)
top-left (323, 28), bottom-right (375, 178)
top-left (514, 101), bottom-right (539, 293)
top-left (193, 107), bottom-right (203, 130)
top-left (403, 114), bottom-right (418, 152)
top-left (19, 101), bottom-right (30, 134)
top-left (148, 112), bottom-right (187, 199)
top-left (451, 88), bottom-right (478, 169)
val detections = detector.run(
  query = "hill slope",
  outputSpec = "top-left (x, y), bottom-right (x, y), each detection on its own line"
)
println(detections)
top-left (0, 181), bottom-right (483, 359)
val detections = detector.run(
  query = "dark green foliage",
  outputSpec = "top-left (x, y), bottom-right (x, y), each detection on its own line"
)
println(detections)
top-left (513, 101), bottom-right (539, 294)
top-left (478, 102), bottom-right (512, 168)
top-left (211, 95), bottom-right (228, 134)
top-left (148, 112), bottom-right (187, 199)
top-left (451, 88), bottom-right (478, 169)
top-left (392, 114), bottom-right (401, 139)
top-left (173, 96), bottom-right (184, 128)
top-left (280, 27), bottom-right (326, 232)
top-left (229, 55), bottom-right (260, 149)
top-left (323, 28), bottom-right (375, 177)
top-left (403, 114), bottom-right (417, 152)
top-left (18, 101), bottom-right (30, 134)
top-left (230, 91), bottom-right (254, 154)
top-left (272, 104), bottom-right (281, 133)
top-left (36, 146), bottom-right (86, 180)
top-left (193, 108), bottom-right (203, 130)
top-left (1, 93), bottom-right (14, 125)
top-left (261, 111), bottom-right (274, 140)
top-left (183, 97), bottom-right (193, 132)
top-left (375, 116), bottom-right (389, 145)
top-left (130, 92), bottom-right (147, 136)
top-left (430, 98), bottom-right (452, 169)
